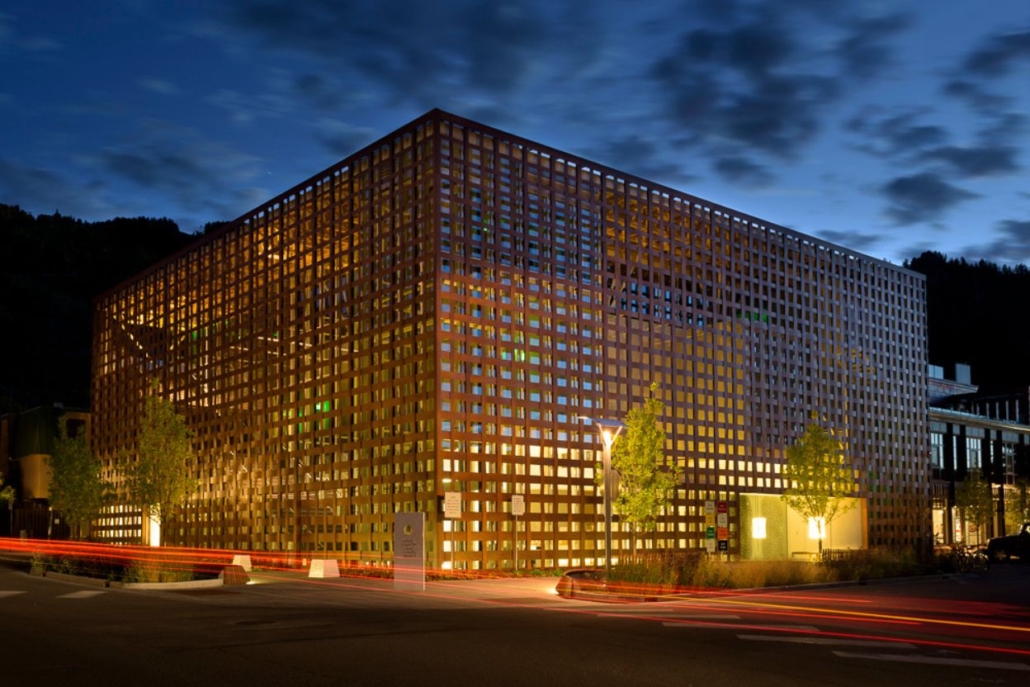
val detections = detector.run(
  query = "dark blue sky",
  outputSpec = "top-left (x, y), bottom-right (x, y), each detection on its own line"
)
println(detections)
top-left (2, 0), bottom-right (1028, 264)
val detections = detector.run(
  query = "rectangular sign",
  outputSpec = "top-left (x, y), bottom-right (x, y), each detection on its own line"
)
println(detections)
top-left (716, 512), bottom-right (728, 528)
top-left (717, 501), bottom-right (728, 514)
top-left (704, 500), bottom-right (715, 516)
top-left (444, 492), bottom-right (461, 519)
top-left (706, 538), bottom-right (716, 553)
top-left (705, 514), bottom-right (716, 527)
top-left (511, 494), bottom-right (525, 517)
top-left (717, 527), bottom-right (729, 540)
top-left (394, 512), bottom-right (425, 592)
top-left (718, 539), bottom-right (729, 552)
top-left (706, 526), bottom-right (716, 539)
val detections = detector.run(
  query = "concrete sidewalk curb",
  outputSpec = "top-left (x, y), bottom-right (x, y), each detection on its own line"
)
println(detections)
top-left (35, 570), bottom-right (225, 590)
top-left (121, 577), bottom-right (224, 591)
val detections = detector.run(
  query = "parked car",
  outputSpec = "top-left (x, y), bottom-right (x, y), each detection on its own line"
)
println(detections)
top-left (986, 522), bottom-right (1030, 562)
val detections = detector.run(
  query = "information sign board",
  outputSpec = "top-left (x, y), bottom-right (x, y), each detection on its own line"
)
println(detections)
top-left (444, 492), bottom-right (461, 519)
top-left (394, 512), bottom-right (425, 592)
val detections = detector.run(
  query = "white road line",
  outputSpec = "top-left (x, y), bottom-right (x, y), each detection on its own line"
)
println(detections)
top-left (833, 651), bottom-right (1030, 671)
top-left (58, 591), bottom-right (106, 599)
top-left (740, 625), bottom-right (822, 632)
top-left (740, 635), bottom-right (916, 649)
top-left (0, 591), bottom-right (27, 598)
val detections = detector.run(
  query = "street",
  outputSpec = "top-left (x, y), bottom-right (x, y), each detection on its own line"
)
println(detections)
top-left (2, 561), bottom-right (1028, 686)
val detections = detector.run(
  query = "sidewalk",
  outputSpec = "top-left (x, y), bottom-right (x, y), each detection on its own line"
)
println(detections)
top-left (246, 568), bottom-right (564, 603)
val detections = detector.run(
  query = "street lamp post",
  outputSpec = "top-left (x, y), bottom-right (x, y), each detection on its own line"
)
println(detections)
top-left (581, 417), bottom-right (624, 579)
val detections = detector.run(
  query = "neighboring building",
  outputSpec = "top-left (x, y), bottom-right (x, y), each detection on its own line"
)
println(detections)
top-left (91, 110), bottom-right (928, 568)
top-left (928, 363), bottom-right (1030, 546)
top-left (0, 404), bottom-right (89, 538)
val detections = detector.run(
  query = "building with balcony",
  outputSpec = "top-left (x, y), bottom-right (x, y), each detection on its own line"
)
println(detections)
top-left (91, 110), bottom-right (929, 568)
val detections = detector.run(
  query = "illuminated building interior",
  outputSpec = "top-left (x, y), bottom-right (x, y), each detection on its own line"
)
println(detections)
top-left (92, 110), bottom-right (929, 568)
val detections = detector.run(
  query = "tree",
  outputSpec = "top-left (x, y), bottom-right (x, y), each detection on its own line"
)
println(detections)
top-left (955, 472), bottom-right (995, 545)
top-left (1005, 479), bottom-right (1030, 533)
top-left (48, 418), bottom-right (108, 539)
top-left (0, 473), bottom-right (14, 535)
top-left (125, 386), bottom-right (196, 544)
top-left (603, 383), bottom-right (681, 554)
top-left (1008, 446), bottom-right (1030, 533)
top-left (780, 423), bottom-right (857, 554)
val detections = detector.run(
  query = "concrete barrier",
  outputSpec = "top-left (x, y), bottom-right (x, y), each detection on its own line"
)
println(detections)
top-left (308, 559), bottom-right (340, 578)
top-left (219, 564), bottom-right (250, 586)
top-left (231, 554), bottom-right (253, 572)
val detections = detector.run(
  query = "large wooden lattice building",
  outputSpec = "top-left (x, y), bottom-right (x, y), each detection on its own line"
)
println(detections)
top-left (91, 110), bottom-right (929, 568)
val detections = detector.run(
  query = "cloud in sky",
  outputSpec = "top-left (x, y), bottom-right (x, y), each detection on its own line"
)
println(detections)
top-left (0, 0), bottom-right (1027, 265)
top-left (880, 172), bottom-right (979, 225)
top-left (961, 29), bottom-right (1030, 76)
top-left (969, 219), bottom-right (1030, 263)
top-left (920, 145), bottom-right (1020, 178)
top-left (846, 110), bottom-right (948, 159)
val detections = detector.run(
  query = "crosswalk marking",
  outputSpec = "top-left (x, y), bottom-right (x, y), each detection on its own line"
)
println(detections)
top-left (0, 591), bottom-right (27, 598)
top-left (740, 635), bottom-right (915, 649)
top-left (58, 591), bottom-right (107, 599)
top-left (833, 651), bottom-right (1030, 671)
top-left (663, 620), bottom-right (821, 631)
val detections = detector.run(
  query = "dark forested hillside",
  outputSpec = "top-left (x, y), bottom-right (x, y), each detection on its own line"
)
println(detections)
top-left (0, 204), bottom-right (197, 412)
top-left (906, 251), bottom-right (1030, 393)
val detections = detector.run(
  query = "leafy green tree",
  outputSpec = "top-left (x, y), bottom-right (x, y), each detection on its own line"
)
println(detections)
top-left (1005, 479), bottom-right (1030, 533)
top-left (602, 383), bottom-right (681, 554)
top-left (955, 471), bottom-right (995, 545)
top-left (0, 473), bottom-right (14, 535)
top-left (780, 424), bottom-right (857, 553)
top-left (125, 386), bottom-right (196, 543)
top-left (48, 418), bottom-right (108, 539)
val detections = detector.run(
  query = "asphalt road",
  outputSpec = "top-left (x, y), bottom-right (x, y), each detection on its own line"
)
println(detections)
top-left (2, 561), bottom-right (1028, 687)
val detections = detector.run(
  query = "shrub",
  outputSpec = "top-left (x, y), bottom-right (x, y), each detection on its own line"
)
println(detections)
top-left (123, 558), bottom-right (194, 583)
top-left (819, 547), bottom-right (923, 581)
top-left (608, 547), bottom-right (928, 593)
top-left (30, 553), bottom-right (51, 575)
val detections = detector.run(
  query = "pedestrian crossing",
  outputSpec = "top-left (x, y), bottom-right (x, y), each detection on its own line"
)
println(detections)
top-left (0, 589), bottom-right (106, 599)
top-left (58, 590), bottom-right (107, 599)
top-left (744, 626), bottom-right (1030, 672)
top-left (632, 606), bottom-right (1030, 673)
top-left (832, 651), bottom-right (1030, 672)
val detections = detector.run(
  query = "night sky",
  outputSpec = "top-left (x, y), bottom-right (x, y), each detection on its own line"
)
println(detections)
top-left (2, 0), bottom-right (1028, 264)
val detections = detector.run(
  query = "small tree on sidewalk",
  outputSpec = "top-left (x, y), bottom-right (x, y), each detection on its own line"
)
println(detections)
top-left (0, 472), bottom-right (15, 533)
top-left (604, 383), bottom-right (681, 554)
top-left (955, 471), bottom-right (994, 545)
top-left (780, 423), bottom-right (857, 554)
top-left (1005, 479), bottom-right (1030, 533)
top-left (125, 384), bottom-right (196, 544)
top-left (48, 418), bottom-right (108, 539)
